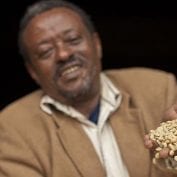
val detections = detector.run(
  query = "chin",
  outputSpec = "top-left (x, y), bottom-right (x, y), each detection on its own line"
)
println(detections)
top-left (59, 82), bottom-right (92, 101)
top-left (57, 70), bottom-right (97, 101)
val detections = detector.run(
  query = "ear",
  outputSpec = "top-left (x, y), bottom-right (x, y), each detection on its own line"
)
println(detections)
top-left (93, 32), bottom-right (102, 59)
top-left (25, 62), bottom-right (40, 85)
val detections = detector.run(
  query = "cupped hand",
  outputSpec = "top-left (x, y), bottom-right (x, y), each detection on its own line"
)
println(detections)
top-left (144, 134), bottom-right (170, 159)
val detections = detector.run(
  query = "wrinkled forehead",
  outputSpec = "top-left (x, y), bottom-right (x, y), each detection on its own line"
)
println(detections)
top-left (24, 7), bottom-right (87, 35)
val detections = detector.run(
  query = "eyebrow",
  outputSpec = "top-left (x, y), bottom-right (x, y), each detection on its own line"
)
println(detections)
top-left (37, 39), bottom-right (51, 46)
top-left (62, 28), bottom-right (77, 35)
top-left (36, 28), bottom-right (78, 46)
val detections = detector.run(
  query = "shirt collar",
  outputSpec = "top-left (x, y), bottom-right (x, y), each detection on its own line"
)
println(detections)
top-left (100, 73), bottom-right (121, 108)
top-left (40, 72), bottom-right (122, 118)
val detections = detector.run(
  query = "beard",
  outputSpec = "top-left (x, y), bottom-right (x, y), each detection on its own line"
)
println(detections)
top-left (53, 54), bottom-right (100, 103)
top-left (58, 72), bottom-right (95, 102)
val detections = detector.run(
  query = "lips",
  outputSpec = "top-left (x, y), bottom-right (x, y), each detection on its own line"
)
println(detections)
top-left (54, 56), bottom-right (85, 81)
top-left (54, 62), bottom-right (83, 83)
top-left (61, 65), bottom-right (80, 76)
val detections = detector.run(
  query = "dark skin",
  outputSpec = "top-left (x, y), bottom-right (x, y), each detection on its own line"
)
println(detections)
top-left (144, 104), bottom-right (177, 158)
top-left (22, 8), bottom-right (102, 118)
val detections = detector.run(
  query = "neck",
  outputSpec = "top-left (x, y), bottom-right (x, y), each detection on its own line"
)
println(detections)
top-left (71, 93), bottom-right (100, 118)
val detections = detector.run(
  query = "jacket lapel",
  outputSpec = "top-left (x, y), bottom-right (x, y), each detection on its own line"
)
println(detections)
top-left (52, 112), bottom-right (106, 177)
top-left (110, 91), bottom-right (151, 177)
top-left (50, 89), bottom-right (151, 177)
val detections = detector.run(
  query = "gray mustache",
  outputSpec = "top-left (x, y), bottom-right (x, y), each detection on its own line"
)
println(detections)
top-left (53, 55), bottom-right (83, 80)
top-left (57, 55), bottom-right (78, 68)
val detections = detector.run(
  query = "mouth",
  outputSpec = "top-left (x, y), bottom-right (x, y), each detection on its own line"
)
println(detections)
top-left (55, 63), bottom-right (84, 82)
top-left (61, 65), bottom-right (80, 77)
top-left (54, 57), bottom-right (85, 82)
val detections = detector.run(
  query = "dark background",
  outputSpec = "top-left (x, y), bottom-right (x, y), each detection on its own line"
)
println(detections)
top-left (1, 0), bottom-right (177, 110)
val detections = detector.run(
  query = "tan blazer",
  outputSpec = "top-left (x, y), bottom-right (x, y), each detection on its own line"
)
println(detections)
top-left (0, 67), bottom-right (177, 177)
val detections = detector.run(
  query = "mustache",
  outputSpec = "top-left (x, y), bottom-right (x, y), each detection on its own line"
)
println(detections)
top-left (53, 55), bottom-right (84, 80)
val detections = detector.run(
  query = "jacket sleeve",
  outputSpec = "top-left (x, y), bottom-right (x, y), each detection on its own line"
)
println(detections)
top-left (153, 72), bottom-right (177, 175)
top-left (164, 73), bottom-right (177, 111)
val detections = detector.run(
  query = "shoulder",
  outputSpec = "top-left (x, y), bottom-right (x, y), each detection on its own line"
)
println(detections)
top-left (0, 89), bottom-right (53, 145)
top-left (1, 89), bottom-right (43, 114)
top-left (104, 67), bottom-right (174, 79)
top-left (104, 67), bottom-right (177, 129)
top-left (104, 67), bottom-right (177, 107)
top-left (104, 67), bottom-right (176, 89)
top-left (0, 89), bottom-right (45, 124)
top-left (0, 90), bottom-right (54, 164)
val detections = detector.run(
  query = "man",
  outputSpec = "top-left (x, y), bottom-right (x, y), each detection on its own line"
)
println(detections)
top-left (0, 0), bottom-right (177, 177)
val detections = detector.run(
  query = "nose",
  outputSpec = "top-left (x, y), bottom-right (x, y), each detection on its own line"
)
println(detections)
top-left (55, 43), bottom-right (71, 61)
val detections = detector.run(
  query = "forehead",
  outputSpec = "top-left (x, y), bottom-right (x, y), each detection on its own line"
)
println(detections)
top-left (24, 7), bottom-right (87, 38)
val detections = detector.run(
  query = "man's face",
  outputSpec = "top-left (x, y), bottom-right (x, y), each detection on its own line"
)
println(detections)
top-left (22, 8), bottom-right (102, 104)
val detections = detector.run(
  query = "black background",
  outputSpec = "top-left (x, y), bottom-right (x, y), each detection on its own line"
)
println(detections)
top-left (1, 0), bottom-right (177, 110)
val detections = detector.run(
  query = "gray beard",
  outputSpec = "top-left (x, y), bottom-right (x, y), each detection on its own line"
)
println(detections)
top-left (58, 72), bottom-right (96, 103)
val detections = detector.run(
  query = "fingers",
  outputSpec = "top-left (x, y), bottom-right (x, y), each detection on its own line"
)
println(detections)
top-left (144, 134), bottom-right (153, 149)
top-left (145, 104), bottom-right (177, 164)
top-left (145, 116), bottom-right (177, 163)
top-left (144, 134), bottom-right (170, 160)
top-left (159, 148), bottom-right (170, 158)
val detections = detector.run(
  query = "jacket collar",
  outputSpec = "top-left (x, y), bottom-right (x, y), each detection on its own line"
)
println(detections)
top-left (51, 110), bottom-right (106, 177)
top-left (110, 90), bottom-right (151, 177)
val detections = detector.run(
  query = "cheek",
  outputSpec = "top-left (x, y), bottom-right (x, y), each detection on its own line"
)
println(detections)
top-left (78, 41), bottom-right (100, 67)
top-left (87, 49), bottom-right (101, 68)
top-left (34, 62), bottom-right (54, 81)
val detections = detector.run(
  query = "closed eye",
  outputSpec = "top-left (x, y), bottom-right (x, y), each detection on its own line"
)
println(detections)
top-left (38, 48), bottom-right (54, 59)
top-left (66, 37), bottom-right (82, 45)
